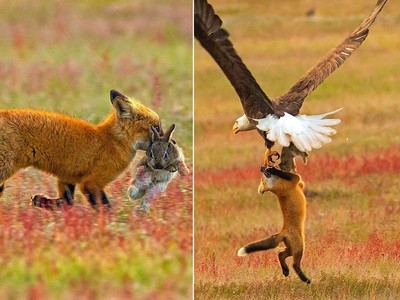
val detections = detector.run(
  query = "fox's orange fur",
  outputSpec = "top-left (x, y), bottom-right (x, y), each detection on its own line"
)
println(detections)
top-left (0, 90), bottom-right (160, 209)
top-left (237, 167), bottom-right (311, 284)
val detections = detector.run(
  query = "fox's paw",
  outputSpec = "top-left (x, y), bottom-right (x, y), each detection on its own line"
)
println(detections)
top-left (281, 265), bottom-right (290, 277)
top-left (32, 195), bottom-right (71, 211)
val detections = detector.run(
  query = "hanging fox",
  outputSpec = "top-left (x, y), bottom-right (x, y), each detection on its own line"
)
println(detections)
top-left (237, 166), bottom-right (311, 284)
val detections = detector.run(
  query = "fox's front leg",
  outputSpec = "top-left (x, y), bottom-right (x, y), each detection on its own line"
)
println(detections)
top-left (80, 183), bottom-right (110, 210)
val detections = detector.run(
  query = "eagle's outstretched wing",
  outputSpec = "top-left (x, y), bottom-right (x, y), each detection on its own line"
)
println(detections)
top-left (194, 0), bottom-right (274, 119)
top-left (196, 0), bottom-right (387, 155)
top-left (273, 0), bottom-right (388, 116)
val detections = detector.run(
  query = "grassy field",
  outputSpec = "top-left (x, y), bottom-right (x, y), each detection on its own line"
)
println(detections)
top-left (195, 0), bottom-right (400, 299)
top-left (0, 0), bottom-right (192, 299)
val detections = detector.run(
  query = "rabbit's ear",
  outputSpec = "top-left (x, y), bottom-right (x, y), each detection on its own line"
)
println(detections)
top-left (163, 124), bottom-right (176, 142)
top-left (158, 121), bottom-right (165, 136)
top-left (150, 125), bottom-right (160, 142)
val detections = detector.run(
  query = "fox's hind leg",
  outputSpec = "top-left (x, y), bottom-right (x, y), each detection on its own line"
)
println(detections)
top-left (285, 236), bottom-right (311, 284)
top-left (278, 247), bottom-right (291, 277)
top-left (0, 159), bottom-right (20, 198)
top-left (32, 181), bottom-right (75, 210)
top-left (292, 248), bottom-right (311, 284)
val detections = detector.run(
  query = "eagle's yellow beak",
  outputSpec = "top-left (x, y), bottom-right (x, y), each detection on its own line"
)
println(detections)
top-left (232, 122), bottom-right (239, 134)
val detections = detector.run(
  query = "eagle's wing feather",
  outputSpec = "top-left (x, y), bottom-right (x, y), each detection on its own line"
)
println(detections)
top-left (194, 0), bottom-right (274, 119)
top-left (273, 0), bottom-right (387, 116)
top-left (254, 108), bottom-right (342, 152)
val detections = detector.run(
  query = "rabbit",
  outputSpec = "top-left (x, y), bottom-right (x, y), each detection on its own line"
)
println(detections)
top-left (127, 123), bottom-right (189, 211)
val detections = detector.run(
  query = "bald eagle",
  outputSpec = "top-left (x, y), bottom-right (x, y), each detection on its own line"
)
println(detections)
top-left (195, 0), bottom-right (387, 169)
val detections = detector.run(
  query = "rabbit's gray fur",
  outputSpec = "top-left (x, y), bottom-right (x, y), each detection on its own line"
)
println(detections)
top-left (127, 124), bottom-right (189, 211)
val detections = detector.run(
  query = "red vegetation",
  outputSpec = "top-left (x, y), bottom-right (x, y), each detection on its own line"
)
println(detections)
top-left (196, 145), bottom-right (400, 186)
top-left (111, 167), bottom-right (193, 252)
top-left (0, 165), bottom-right (193, 258)
top-left (195, 229), bottom-right (400, 281)
top-left (298, 145), bottom-right (400, 183)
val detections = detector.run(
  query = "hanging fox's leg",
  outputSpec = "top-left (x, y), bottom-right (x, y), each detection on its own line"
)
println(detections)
top-left (285, 235), bottom-right (311, 284)
top-left (292, 248), bottom-right (311, 284)
top-left (278, 247), bottom-right (291, 277)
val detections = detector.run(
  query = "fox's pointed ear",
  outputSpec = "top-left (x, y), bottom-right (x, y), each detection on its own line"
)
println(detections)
top-left (110, 90), bottom-right (133, 118)
top-left (150, 125), bottom-right (160, 142)
top-left (110, 90), bottom-right (128, 103)
top-left (163, 124), bottom-right (176, 142)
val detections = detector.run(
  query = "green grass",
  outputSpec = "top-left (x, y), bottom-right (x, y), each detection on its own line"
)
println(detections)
top-left (0, 0), bottom-right (192, 299)
top-left (195, 0), bottom-right (400, 299)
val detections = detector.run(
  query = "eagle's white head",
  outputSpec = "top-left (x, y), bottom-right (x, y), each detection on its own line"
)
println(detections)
top-left (232, 114), bottom-right (257, 134)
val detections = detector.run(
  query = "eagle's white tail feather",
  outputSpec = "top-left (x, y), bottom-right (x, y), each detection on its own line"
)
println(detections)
top-left (305, 120), bottom-right (338, 136)
top-left (300, 116), bottom-right (341, 128)
top-left (268, 120), bottom-right (291, 147)
top-left (301, 107), bottom-right (343, 120)
top-left (255, 108), bottom-right (342, 152)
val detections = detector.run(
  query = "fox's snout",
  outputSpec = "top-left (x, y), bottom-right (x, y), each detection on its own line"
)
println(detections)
top-left (258, 178), bottom-right (267, 195)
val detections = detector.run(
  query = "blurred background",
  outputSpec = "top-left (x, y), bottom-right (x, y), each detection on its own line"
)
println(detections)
top-left (0, 0), bottom-right (192, 299)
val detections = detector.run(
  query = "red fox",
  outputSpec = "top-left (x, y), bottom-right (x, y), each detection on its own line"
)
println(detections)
top-left (237, 166), bottom-right (311, 284)
top-left (0, 90), bottom-right (160, 209)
